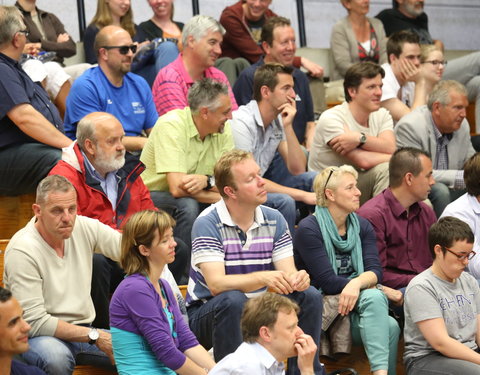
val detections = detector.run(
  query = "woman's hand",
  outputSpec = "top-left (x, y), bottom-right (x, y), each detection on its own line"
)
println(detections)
top-left (338, 278), bottom-right (361, 316)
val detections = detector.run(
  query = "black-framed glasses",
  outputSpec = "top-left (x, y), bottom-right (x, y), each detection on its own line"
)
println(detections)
top-left (101, 44), bottom-right (137, 55)
top-left (423, 60), bottom-right (448, 67)
top-left (18, 29), bottom-right (29, 37)
top-left (443, 247), bottom-right (476, 261)
top-left (324, 167), bottom-right (337, 197)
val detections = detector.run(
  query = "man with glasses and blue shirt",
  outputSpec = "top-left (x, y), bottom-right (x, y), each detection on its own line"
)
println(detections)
top-left (64, 25), bottom-right (158, 153)
top-left (0, 6), bottom-right (72, 196)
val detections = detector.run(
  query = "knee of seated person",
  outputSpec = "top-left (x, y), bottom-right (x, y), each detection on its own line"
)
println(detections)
top-left (292, 286), bottom-right (323, 307)
top-left (429, 182), bottom-right (450, 199)
top-left (215, 290), bottom-right (248, 314)
top-left (154, 40), bottom-right (179, 55)
top-left (24, 337), bottom-right (75, 374)
top-left (360, 288), bottom-right (387, 305)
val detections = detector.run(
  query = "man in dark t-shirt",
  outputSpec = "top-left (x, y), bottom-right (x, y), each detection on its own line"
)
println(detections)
top-left (0, 6), bottom-right (71, 195)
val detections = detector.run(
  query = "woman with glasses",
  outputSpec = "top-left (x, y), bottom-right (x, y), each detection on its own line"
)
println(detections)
top-left (294, 165), bottom-right (400, 375)
top-left (403, 217), bottom-right (480, 375)
top-left (330, 0), bottom-right (387, 80)
top-left (109, 210), bottom-right (215, 375)
top-left (420, 44), bottom-right (446, 94)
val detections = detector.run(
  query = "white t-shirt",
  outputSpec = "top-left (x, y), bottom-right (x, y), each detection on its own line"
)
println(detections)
top-left (381, 63), bottom-right (415, 107)
top-left (308, 102), bottom-right (394, 172)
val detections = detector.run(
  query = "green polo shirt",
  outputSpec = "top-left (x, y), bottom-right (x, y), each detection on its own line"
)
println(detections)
top-left (140, 107), bottom-right (234, 191)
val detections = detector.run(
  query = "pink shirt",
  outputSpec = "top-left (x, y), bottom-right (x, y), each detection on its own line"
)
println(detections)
top-left (152, 54), bottom-right (238, 116)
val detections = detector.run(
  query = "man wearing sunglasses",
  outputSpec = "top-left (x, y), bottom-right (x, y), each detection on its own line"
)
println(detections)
top-left (442, 152), bottom-right (480, 279)
top-left (64, 25), bottom-right (158, 152)
top-left (396, 80), bottom-right (475, 217)
top-left (403, 216), bottom-right (480, 375)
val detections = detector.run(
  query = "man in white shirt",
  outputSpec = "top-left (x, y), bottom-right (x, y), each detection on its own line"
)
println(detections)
top-left (210, 292), bottom-right (318, 375)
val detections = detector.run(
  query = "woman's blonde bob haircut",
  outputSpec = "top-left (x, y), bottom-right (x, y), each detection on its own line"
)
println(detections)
top-left (313, 165), bottom-right (358, 207)
top-left (120, 210), bottom-right (175, 275)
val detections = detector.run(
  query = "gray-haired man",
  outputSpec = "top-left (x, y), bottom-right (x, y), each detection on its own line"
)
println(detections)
top-left (141, 77), bottom-right (234, 254)
top-left (152, 14), bottom-right (238, 116)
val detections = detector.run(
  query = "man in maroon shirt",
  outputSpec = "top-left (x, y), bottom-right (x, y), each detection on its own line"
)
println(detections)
top-left (357, 147), bottom-right (436, 304)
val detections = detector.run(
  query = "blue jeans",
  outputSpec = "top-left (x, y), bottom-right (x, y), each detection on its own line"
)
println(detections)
top-left (149, 191), bottom-right (209, 279)
top-left (187, 287), bottom-right (324, 375)
top-left (132, 41), bottom-right (179, 87)
top-left (22, 335), bottom-right (114, 375)
top-left (0, 143), bottom-right (61, 195)
top-left (263, 152), bottom-right (317, 234)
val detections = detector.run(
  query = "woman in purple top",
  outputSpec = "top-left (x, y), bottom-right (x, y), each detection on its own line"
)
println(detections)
top-left (110, 210), bottom-right (215, 374)
top-left (294, 165), bottom-right (399, 375)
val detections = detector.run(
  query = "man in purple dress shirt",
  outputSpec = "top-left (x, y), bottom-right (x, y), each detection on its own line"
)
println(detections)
top-left (358, 147), bottom-right (437, 303)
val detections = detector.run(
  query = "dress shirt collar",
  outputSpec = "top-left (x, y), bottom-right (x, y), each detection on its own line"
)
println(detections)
top-left (384, 188), bottom-right (421, 219)
top-left (248, 342), bottom-right (285, 373)
top-left (215, 198), bottom-right (265, 231)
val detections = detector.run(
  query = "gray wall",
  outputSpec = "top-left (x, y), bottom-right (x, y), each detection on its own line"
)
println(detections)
top-left (3, 0), bottom-right (479, 50)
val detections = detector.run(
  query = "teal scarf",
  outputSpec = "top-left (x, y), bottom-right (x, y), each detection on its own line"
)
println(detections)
top-left (314, 206), bottom-right (364, 278)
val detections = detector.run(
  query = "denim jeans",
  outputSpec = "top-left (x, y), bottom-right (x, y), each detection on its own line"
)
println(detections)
top-left (132, 41), bottom-right (179, 87)
top-left (188, 287), bottom-right (324, 375)
top-left (22, 335), bottom-right (114, 375)
top-left (263, 152), bottom-right (317, 234)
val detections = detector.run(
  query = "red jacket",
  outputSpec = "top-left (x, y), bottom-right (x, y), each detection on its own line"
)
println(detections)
top-left (219, 0), bottom-right (301, 67)
top-left (49, 143), bottom-right (155, 229)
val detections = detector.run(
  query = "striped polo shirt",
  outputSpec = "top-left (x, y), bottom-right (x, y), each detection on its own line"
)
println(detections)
top-left (186, 199), bottom-right (292, 306)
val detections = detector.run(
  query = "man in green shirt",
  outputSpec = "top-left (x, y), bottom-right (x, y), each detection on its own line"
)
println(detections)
top-left (141, 78), bottom-right (234, 254)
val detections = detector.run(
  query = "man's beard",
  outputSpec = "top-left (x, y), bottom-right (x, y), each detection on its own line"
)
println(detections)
top-left (404, 2), bottom-right (424, 17)
top-left (95, 148), bottom-right (126, 174)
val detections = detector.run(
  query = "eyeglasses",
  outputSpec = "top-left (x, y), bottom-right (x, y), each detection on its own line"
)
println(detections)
top-left (101, 44), bottom-right (137, 55)
top-left (443, 247), bottom-right (476, 261)
top-left (18, 29), bottom-right (29, 37)
top-left (324, 168), bottom-right (337, 197)
top-left (423, 60), bottom-right (448, 67)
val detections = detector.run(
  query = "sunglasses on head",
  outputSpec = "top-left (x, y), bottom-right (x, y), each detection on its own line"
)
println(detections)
top-left (101, 44), bottom-right (137, 55)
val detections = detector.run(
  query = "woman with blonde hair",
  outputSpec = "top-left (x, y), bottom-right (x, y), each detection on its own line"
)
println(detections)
top-left (420, 44), bottom-right (446, 89)
top-left (330, 0), bottom-right (387, 80)
top-left (294, 166), bottom-right (400, 375)
top-left (110, 210), bottom-right (215, 374)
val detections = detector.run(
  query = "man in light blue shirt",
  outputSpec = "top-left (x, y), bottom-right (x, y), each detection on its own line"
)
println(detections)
top-left (210, 293), bottom-right (318, 375)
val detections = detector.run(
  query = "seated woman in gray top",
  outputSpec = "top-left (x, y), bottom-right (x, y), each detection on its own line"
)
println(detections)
top-left (404, 216), bottom-right (480, 375)
top-left (330, 0), bottom-right (387, 80)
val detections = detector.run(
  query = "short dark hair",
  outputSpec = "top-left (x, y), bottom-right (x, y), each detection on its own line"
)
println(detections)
top-left (0, 287), bottom-right (12, 303)
top-left (389, 147), bottom-right (431, 188)
top-left (253, 63), bottom-right (293, 102)
top-left (428, 217), bottom-right (474, 259)
top-left (261, 16), bottom-right (291, 47)
top-left (463, 152), bottom-right (480, 197)
top-left (387, 30), bottom-right (420, 62)
top-left (241, 292), bottom-right (299, 343)
top-left (343, 62), bottom-right (384, 102)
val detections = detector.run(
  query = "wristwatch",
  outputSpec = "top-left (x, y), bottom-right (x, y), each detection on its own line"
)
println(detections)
top-left (358, 132), bottom-right (367, 148)
top-left (88, 327), bottom-right (99, 345)
top-left (376, 283), bottom-right (384, 292)
top-left (204, 175), bottom-right (215, 190)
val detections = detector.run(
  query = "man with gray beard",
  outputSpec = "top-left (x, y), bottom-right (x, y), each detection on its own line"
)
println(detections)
top-left (48, 112), bottom-right (188, 328)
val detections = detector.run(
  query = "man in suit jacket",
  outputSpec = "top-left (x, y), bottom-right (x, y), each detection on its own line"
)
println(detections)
top-left (395, 80), bottom-right (475, 217)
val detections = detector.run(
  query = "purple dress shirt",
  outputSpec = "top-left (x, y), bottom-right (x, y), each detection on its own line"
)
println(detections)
top-left (357, 188), bottom-right (436, 289)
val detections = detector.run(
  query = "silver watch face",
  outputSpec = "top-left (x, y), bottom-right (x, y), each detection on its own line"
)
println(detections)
top-left (89, 328), bottom-right (99, 340)
top-left (210, 175), bottom-right (216, 187)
